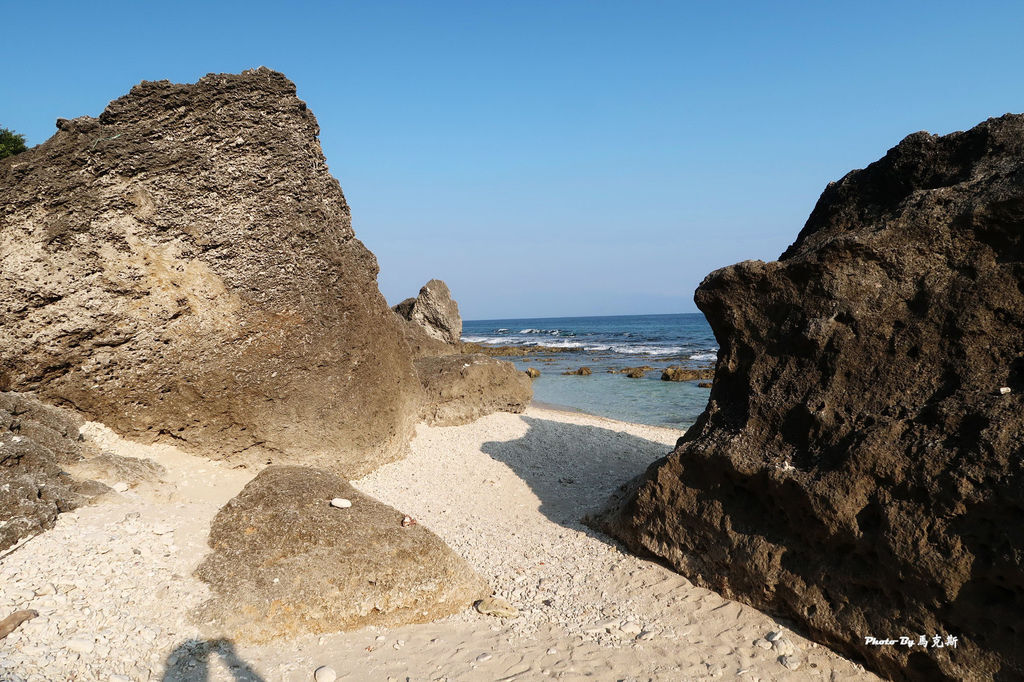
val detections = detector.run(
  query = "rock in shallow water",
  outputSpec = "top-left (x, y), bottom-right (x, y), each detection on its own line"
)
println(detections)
top-left (596, 114), bottom-right (1024, 681)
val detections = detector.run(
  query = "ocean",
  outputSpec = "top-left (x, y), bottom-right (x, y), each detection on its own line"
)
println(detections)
top-left (462, 313), bottom-right (717, 428)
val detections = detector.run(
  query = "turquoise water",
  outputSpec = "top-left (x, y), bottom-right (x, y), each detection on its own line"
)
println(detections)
top-left (462, 313), bottom-right (717, 428)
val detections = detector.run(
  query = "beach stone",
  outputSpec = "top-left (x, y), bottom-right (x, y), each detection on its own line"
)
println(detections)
top-left (562, 367), bottom-right (592, 376)
top-left (697, 381), bottom-right (713, 388)
top-left (0, 68), bottom-right (419, 478)
top-left (525, 367), bottom-right (541, 379)
top-left (196, 466), bottom-right (488, 643)
top-left (596, 114), bottom-right (1024, 681)
top-left (329, 498), bottom-right (352, 509)
top-left (313, 665), bottom-right (337, 682)
top-left (622, 367), bottom-right (649, 379)
top-left (779, 655), bottom-right (801, 671)
top-left (393, 279), bottom-right (463, 349)
top-left (66, 635), bottom-right (94, 653)
top-left (415, 354), bottom-right (532, 426)
top-left (474, 595), bottom-right (519, 618)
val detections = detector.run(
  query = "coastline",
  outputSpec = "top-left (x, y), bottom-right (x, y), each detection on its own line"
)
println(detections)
top-left (0, 407), bottom-right (876, 680)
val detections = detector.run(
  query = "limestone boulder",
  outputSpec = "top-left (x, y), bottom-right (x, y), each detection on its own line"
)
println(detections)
top-left (596, 114), bottom-right (1024, 681)
top-left (0, 69), bottom-right (419, 477)
top-left (415, 354), bottom-right (532, 426)
top-left (195, 465), bottom-right (488, 643)
top-left (393, 279), bottom-right (462, 347)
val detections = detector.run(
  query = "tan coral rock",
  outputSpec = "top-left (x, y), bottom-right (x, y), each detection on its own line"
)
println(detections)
top-left (0, 69), bottom-right (419, 476)
top-left (195, 465), bottom-right (488, 643)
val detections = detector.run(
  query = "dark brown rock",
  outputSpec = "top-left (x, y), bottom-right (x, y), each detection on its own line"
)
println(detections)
top-left (562, 367), bottom-right (593, 376)
top-left (195, 465), bottom-right (487, 643)
top-left (622, 367), bottom-right (651, 379)
top-left (0, 69), bottom-right (419, 477)
top-left (660, 366), bottom-right (715, 382)
top-left (596, 114), bottom-right (1024, 681)
top-left (525, 367), bottom-right (541, 379)
top-left (415, 354), bottom-right (532, 426)
top-left (0, 393), bottom-right (105, 551)
top-left (393, 279), bottom-right (462, 347)
top-left (697, 381), bottom-right (713, 389)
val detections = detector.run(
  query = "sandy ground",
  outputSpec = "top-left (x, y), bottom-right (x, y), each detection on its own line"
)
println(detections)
top-left (0, 406), bottom-right (879, 681)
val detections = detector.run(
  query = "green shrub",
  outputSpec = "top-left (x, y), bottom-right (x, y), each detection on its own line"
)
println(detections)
top-left (0, 128), bottom-right (28, 160)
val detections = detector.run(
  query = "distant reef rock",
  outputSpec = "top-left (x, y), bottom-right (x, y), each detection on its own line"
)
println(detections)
top-left (660, 366), bottom-right (715, 382)
top-left (393, 279), bottom-right (463, 355)
top-left (416, 354), bottom-right (532, 426)
top-left (0, 69), bottom-right (419, 477)
top-left (595, 114), bottom-right (1024, 681)
top-left (0, 393), bottom-right (108, 551)
top-left (196, 465), bottom-right (488, 642)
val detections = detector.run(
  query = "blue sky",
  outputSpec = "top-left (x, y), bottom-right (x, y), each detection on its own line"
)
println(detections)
top-left (3, 1), bottom-right (1022, 318)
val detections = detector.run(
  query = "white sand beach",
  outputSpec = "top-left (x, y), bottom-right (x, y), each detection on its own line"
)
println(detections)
top-left (0, 406), bottom-right (879, 681)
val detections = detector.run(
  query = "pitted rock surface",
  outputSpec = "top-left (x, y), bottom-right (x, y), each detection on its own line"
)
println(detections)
top-left (195, 465), bottom-right (488, 643)
top-left (597, 114), bottom-right (1024, 682)
top-left (415, 354), bottom-right (532, 426)
top-left (0, 69), bottom-right (419, 476)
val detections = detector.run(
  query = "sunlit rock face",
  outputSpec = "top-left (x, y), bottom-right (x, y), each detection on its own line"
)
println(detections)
top-left (0, 69), bottom-right (419, 476)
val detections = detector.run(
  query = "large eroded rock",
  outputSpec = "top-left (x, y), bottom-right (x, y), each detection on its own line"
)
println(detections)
top-left (597, 115), bottom-right (1024, 681)
top-left (416, 353), bottom-right (532, 426)
top-left (0, 69), bottom-right (419, 476)
top-left (196, 465), bottom-right (488, 642)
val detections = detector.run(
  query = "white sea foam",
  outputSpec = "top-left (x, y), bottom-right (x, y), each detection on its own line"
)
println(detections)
top-left (689, 352), bottom-right (718, 361)
top-left (462, 336), bottom-right (504, 344)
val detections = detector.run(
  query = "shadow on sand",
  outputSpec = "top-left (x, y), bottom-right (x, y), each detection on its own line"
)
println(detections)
top-left (480, 414), bottom-right (677, 538)
top-left (161, 638), bottom-right (265, 682)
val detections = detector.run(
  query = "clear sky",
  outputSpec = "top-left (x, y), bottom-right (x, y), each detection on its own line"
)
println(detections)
top-left (3, 1), bottom-right (1022, 319)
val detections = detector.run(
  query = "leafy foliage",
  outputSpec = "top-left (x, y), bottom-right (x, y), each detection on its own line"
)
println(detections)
top-left (0, 128), bottom-right (28, 160)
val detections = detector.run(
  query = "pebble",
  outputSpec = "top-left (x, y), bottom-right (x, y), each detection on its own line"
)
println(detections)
top-left (1000, 386), bottom-right (1012, 395)
top-left (754, 638), bottom-right (773, 649)
top-left (475, 595), bottom-right (519, 618)
top-left (779, 654), bottom-right (801, 671)
top-left (112, 482), bottom-right (130, 493)
top-left (765, 631), bottom-right (783, 642)
top-left (66, 635), bottom-right (95, 654)
top-left (772, 637), bottom-right (795, 656)
top-left (314, 665), bottom-right (338, 682)
top-left (330, 498), bottom-right (352, 509)
top-left (620, 621), bottom-right (642, 635)
top-left (475, 653), bottom-right (492, 663)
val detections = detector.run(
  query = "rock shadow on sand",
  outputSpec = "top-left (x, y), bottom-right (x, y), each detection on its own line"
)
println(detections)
top-left (161, 639), bottom-right (265, 682)
top-left (480, 414), bottom-right (675, 540)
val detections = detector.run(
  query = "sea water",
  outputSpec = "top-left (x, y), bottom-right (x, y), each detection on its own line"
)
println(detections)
top-left (462, 313), bottom-right (717, 428)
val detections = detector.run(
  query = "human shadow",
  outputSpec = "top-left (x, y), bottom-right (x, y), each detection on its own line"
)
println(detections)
top-left (161, 638), bottom-right (266, 682)
top-left (480, 414), bottom-right (678, 542)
